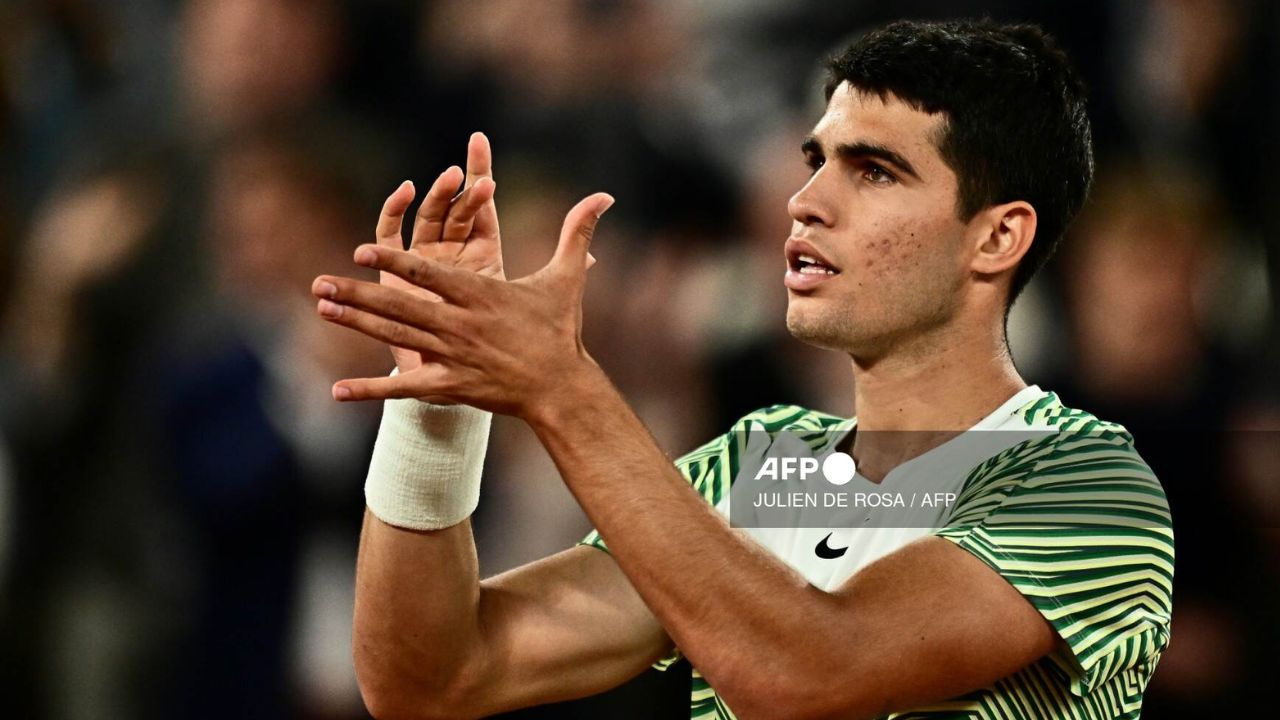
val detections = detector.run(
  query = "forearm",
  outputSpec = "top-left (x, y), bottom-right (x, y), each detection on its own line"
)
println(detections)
top-left (351, 391), bottom-right (494, 719)
top-left (353, 511), bottom-right (487, 718)
top-left (527, 366), bottom-right (849, 713)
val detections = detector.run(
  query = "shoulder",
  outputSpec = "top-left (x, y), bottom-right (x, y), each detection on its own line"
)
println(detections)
top-left (1000, 390), bottom-right (1153, 474)
top-left (1017, 392), bottom-right (1158, 486)
top-left (952, 391), bottom-right (1170, 527)
top-left (1014, 390), bottom-right (1133, 437)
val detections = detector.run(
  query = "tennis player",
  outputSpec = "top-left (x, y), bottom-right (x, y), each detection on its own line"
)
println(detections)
top-left (313, 19), bottom-right (1173, 720)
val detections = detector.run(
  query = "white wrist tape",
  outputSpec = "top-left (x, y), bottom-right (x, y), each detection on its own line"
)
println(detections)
top-left (364, 388), bottom-right (492, 531)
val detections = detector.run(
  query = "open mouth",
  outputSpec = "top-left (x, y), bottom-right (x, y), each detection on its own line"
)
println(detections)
top-left (785, 239), bottom-right (840, 291)
top-left (790, 253), bottom-right (838, 275)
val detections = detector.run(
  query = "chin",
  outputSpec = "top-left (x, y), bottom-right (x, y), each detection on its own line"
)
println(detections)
top-left (785, 302), bottom-right (853, 352)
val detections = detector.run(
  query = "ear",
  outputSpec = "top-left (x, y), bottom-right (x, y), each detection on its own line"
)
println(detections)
top-left (969, 200), bottom-right (1036, 278)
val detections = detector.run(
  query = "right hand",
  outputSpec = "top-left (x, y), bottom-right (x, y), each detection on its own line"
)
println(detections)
top-left (374, 132), bottom-right (504, 377)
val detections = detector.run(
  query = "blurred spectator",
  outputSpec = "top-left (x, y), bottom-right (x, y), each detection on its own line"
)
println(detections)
top-left (1113, 0), bottom-right (1280, 233)
top-left (147, 122), bottom-right (389, 720)
top-left (177, 0), bottom-right (347, 143)
top-left (0, 140), bottom-right (187, 718)
top-left (5, 161), bottom-right (166, 395)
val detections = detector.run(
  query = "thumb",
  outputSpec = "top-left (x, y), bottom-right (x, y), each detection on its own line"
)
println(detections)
top-left (552, 193), bottom-right (614, 275)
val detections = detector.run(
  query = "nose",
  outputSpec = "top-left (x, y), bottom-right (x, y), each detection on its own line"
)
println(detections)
top-left (787, 173), bottom-right (833, 228)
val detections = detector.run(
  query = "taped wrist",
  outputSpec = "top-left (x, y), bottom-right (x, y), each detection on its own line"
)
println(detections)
top-left (364, 389), bottom-right (492, 531)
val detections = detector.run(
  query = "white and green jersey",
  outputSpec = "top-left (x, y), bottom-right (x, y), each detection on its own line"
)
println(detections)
top-left (579, 387), bottom-right (1174, 719)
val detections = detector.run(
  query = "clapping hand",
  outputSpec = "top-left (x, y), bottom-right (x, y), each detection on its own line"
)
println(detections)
top-left (313, 133), bottom-right (614, 418)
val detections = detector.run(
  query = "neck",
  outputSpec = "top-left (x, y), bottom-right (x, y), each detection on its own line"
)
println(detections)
top-left (844, 317), bottom-right (1026, 481)
top-left (851, 321), bottom-right (1025, 430)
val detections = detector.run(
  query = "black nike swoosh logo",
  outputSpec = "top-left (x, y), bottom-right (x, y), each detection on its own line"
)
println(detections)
top-left (815, 532), bottom-right (847, 559)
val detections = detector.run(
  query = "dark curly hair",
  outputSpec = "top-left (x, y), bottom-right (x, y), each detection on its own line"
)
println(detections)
top-left (825, 18), bottom-right (1094, 307)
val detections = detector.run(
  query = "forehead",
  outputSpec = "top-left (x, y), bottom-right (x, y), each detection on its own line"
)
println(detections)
top-left (811, 82), bottom-right (948, 171)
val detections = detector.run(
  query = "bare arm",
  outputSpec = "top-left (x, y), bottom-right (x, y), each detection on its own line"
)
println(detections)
top-left (346, 137), bottom-right (670, 719)
top-left (353, 511), bottom-right (672, 720)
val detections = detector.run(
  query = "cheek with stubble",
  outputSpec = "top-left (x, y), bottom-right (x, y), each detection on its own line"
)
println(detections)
top-left (786, 222), bottom-right (955, 351)
top-left (880, 219), bottom-right (967, 330)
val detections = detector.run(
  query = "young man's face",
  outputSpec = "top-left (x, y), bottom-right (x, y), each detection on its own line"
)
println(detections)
top-left (785, 81), bottom-right (973, 358)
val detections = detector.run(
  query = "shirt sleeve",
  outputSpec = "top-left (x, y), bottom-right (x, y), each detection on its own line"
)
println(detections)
top-left (933, 431), bottom-right (1175, 697)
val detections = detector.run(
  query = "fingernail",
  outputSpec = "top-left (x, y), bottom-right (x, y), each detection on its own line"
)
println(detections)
top-left (318, 299), bottom-right (343, 318)
top-left (595, 195), bottom-right (616, 218)
top-left (333, 385), bottom-right (352, 401)
top-left (316, 281), bottom-right (337, 299)
top-left (354, 248), bottom-right (376, 265)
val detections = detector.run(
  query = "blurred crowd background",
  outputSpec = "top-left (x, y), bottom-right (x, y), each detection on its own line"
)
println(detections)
top-left (0, 0), bottom-right (1276, 718)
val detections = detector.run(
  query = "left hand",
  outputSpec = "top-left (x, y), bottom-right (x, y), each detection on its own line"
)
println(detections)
top-left (311, 192), bottom-right (615, 418)
top-left (379, 132), bottom-right (503, 381)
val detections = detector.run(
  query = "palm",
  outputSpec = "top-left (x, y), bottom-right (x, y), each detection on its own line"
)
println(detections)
top-left (377, 133), bottom-right (504, 373)
top-left (410, 210), bottom-right (502, 280)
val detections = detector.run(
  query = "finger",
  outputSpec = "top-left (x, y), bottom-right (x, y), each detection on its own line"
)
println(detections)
top-left (465, 132), bottom-right (493, 185)
top-left (332, 366), bottom-right (454, 402)
top-left (551, 193), bottom-right (615, 277)
top-left (376, 180), bottom-right (416, 250)
top-left (467, 132), bottom-right (501, 240)
top-left (410, 166), bottom-right (464, 248)
top-left (312, 274), bottom-right (456, 333)
top-left (353, 243), bottom-right (485, 304)
top-left (314, 296), bottom-right (452, 359)
top-left (440, 177), bottom-right (495, 244)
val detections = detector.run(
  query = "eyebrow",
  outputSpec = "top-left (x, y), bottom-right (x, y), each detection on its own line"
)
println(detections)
top-left (801, 135), bottom-right (922, 181)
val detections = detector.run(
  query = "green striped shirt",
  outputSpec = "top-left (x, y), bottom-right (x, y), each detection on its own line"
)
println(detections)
top-left (579, 391), bottom-right (1174, 719)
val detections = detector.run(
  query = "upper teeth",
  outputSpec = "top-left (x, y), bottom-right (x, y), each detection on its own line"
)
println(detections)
top-left (796, 253), bottom-right (836, 275)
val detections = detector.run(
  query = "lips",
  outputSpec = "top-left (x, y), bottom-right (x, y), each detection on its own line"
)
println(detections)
top-left (785, 238), bottom-right (840, 291)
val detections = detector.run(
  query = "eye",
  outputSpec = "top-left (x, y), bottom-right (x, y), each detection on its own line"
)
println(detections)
top-left (864, 164), bottom-right (896, 185)
top-left (805, 154), bottom-right (825, 176)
